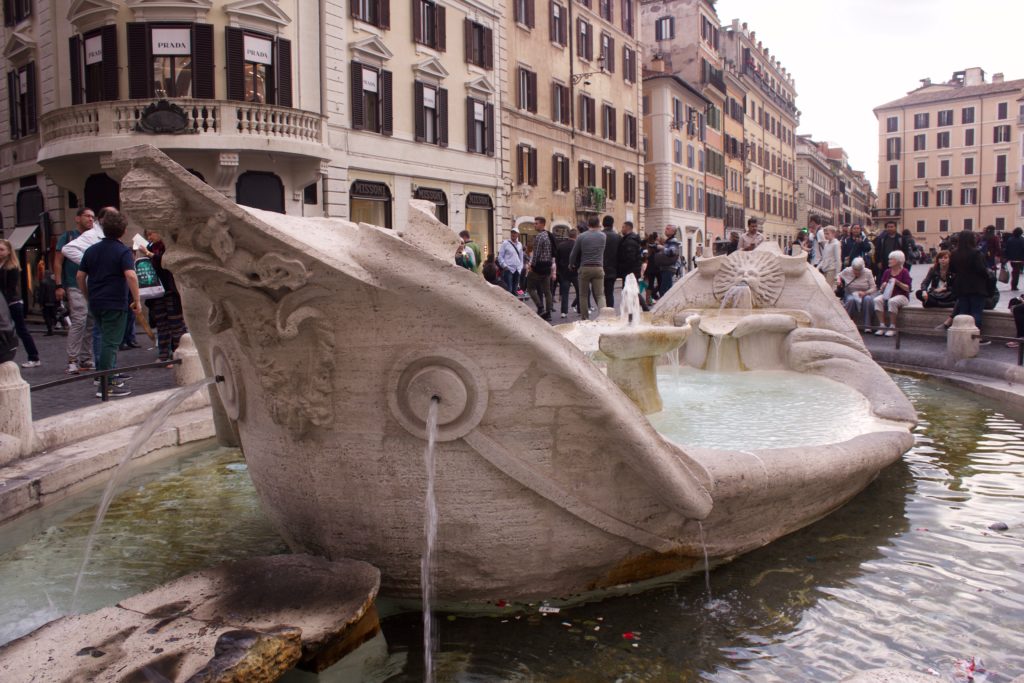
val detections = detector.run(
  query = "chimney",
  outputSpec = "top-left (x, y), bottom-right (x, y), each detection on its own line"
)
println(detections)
top-left (992, 72), bottom-right (1004, 83)
top-left (963, 67), bottom-right (985, 86)
top-left (920, 77), bottom-right (931, 87)
top-left (650, 53), bottom-right (666, 73)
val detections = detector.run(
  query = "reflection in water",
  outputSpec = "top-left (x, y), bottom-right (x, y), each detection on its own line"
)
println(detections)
top-left (0, 376), bottom-right (1022, 681)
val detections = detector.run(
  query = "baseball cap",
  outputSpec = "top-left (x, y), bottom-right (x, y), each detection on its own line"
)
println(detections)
top-left (511, 226), bottom-right (520, 233)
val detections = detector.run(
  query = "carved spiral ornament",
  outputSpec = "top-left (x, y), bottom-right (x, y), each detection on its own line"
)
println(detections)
top-left (388, 351), bottom-right (488, 442)
top-left (712, 251), bottom-right (785, 308)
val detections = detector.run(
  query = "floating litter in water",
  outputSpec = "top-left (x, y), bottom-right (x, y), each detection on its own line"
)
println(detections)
top-left (561, 622), bottom-right (572, 627)
top-left (225, 463), bottom-right (247, 472)
top-left (539, 605), bottom-right (560, 614)
top-left (988, 522), bottom-right (1008, 531)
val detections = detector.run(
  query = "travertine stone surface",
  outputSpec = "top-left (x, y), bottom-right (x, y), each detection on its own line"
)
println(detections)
top-left (0, 362), bottom-right (33, 465)
top-left (947, 314), bottom-right (980, 360)
top-left (599, 325), bottom-right (690, 414)
top-left (112, 146), bottom-right (914, 603)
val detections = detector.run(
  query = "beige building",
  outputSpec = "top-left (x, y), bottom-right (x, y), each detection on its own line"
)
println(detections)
top-left (720, 19), bottom-right (798, 247)
top-left (503, 0), bottom-right (644, 244)
top-left (795, 134), bottom-right (833, 229)
top-left (722, 62), bottom-right (746, 237)
top-left (873, 67), bottom-right (1023, 248)
top-left (641, 69), bottom-right (707, 255)
top-left (1, 0), bottom-right (507, 274)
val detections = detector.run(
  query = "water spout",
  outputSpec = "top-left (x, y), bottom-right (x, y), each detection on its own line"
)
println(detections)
top-left (719, 283), bottom-right (753, 312)
top-left (422, 396), bottom-right (441, 683)
top-left (620, 274), bottom-right (642, 327)
top-left (70, 377), bottom-right (219, 612)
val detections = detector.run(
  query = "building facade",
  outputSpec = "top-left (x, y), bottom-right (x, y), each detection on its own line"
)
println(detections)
top-left (795, 134), bottom-right (832, 229)
top-left (1, 0), bottom-right (508, 279)
top-left (641, 69), bottom-right (707, 254)
top-left (503, 0), bottom-right (644, 245)
top-left (721, 62), bottom-right (745, 237)
top-left (873, 67), bottom-right (1023, 248)
top-left (720, 19), bottom-right (798, 247)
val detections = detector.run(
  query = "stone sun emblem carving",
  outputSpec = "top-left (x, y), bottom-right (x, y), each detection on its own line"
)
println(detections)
top-left (712, 251), bottom-right (785, 308)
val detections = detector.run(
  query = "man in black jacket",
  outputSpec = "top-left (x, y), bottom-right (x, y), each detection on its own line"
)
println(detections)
top-left (616, 221), bottom-right (646, 311)
top-left (873, 221), bottom-right (906, 278)
top-left (601, 215), bottom-right (621, 308)
top-left (555, 227), bottom-right (580, 318)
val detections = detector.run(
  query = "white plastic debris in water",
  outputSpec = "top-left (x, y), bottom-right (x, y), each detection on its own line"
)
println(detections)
top-left (538, 605), bottom-right (560, 614)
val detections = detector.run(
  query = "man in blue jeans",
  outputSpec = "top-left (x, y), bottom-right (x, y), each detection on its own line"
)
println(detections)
top-left (77, 210), bottom-right (140, 398)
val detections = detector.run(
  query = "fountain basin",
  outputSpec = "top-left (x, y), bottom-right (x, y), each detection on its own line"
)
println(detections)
top-left (599, 325), bottom-right (690, 414)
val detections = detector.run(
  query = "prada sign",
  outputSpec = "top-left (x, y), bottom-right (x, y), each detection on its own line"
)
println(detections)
top-left (244, 35), bottom-right (273, 66)
top-left (85, 35), bottom-right (103, 65)
top-left (151, 27), bottom-right (191, 56)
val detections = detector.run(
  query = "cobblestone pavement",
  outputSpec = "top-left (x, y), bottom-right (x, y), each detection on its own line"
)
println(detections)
top-left (14, 317), bottom-right (178, 421)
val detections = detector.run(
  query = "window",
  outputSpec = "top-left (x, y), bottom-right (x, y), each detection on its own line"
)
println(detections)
top-left (993, 154), bottom-right (1007, 183)
top-left (70, 26), bottom-right (119, 104)
top-left (889, 164), bottom-right (898, 190)
top-left (233, 31), bottom-right (288, 104)
top-left (552, 153), bottom-right (570, 191)
top-left (674, 180), bottom-right (683, 209)
top-left (601, 104), bottom-right (616, 141)
top-left (995, 217), bottom-right (1005, 231)
top-left (698, 149), bottom-right (704, 172)
top-left (886, 191), bottom-right (900, 209)
top-left (939, 219), bottom-right (949, 233)
top-left (578, 160), bottom-right (596, 187)
top-left (886, 137), bottom-right (901, 160)
top-left (961, 106), bottom-right (974, 124)
top-left (916, 220), bottom-right (926, 234)
top-left (686, 144), bottom-right (694, 168)
top-left (6, 62), bottom-right (36, 139)
top-left (352, 0), bottom-right (390, 28)
top-left (518, 67), bottom-right (537, 112)
top-left (602, 166), bottom-right (616, 199)
top-left (997, 102), bottom-right (1008, 120)
top-left (936, 131), bottom-right (950, 148)
top-left (551, 82), bottom-right (569, 124)
top-left (623, 113), bottom-right (637, 148)
top-left (654, 16), bottom-right (674, 40)
top-left (351, 63), bottom-right (393, 135)
top-left (960, 187), bottom-right (977, 205)
top-left (700, 15), bottom-right (719, 48)
top-left (578, 94), bottom-right (595, 133)
top-left (620, 0), bottom-right (634, 36)
top-left (126, 23), bottom-right (215, 100)
top-left (599, 33), bottom-right (615, 72)
top-left (516, 144), bottom-right (538, 185)
top-left (414, 0), bottom-right (446, 50)
top-left (464, 21), bottom-right (493, 68)
top-left (549, 2), bottom-right (566, 46)
top-left (913, 133), bottom-right (926, 151)
top-left (937, 109), bottom-right (953, 126)
top-left (964, 157), bottom-right (974, 175)
top-left (964, 128), bottom-right (975, 146)
top-left (913, 190), bottom-right (929, 208)
top-left (414, 82), bottom-right (448, 146)
top-left (685, 182), bottom-right (693, 210)
top-left (2, 0), bottom-right (31, 25)
top-left (465, 97), bottom-right (494, 155)
top-left (674, 139), bottom-right (682, 164)
top-left (994, 125), bottom-right (1011, 143)
top-left (150, 27), bottom-right (194, 97)
top-left (993, 186), bottom-right (1009, 204)
top-left (515, 0), bottom-right (535, 27)
top-left (599, 0), bottom-right (613, 21)
top-left (622, 46), bottom-right (636, 83)
top-left (576, 19), bottom-right (592, 60)
top-left (940, 159), bottom-right (950, 177)
top-left (963, 218), bottom-right (973, 231)
top-left (672, 97), bottom-right (683, 127)
top-left (914, 112), bottom-right (929, 129)
top-left (885, 116), bottom-right (898, 132)
top-left (936, 189), bottom-right (952, 206)
top-left (916, 161), bottom-right (926, 179)
top-left (697, 185), bottom-right (704, 213)
top-left (623, 172), bottom-right (636, 204)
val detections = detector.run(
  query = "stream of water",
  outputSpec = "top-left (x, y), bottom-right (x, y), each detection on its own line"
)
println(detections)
top-left (421, 398), bottom-right (440, 683)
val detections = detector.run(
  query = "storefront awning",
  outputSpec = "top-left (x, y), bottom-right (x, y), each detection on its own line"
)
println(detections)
top-left (6, 225), bottom-right (38, 251)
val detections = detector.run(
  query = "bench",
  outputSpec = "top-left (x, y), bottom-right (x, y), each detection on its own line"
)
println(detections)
top-left (895, 307), bottom-right (1017, 338)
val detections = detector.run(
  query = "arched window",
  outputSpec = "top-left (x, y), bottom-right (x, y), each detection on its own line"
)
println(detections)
top-left (15, 187), bottom-right (43, 226)
top-left (236, 171), bottom-right (285, 213)
top-left (83, 173), bottom-right (120, 214)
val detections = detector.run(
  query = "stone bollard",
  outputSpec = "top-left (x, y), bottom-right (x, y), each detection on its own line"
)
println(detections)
top-left (947, 314), bottom-right (980, 361)
top-left (173, 334), bottom-right (207, 386)
top-left (0, 361), bottom-right (34, 466)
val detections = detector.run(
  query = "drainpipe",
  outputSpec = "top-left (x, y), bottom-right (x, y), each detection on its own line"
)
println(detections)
top-left (568, 0), bottom-right (577, 219)
top-left (977, 96), bottom-right (983, 230)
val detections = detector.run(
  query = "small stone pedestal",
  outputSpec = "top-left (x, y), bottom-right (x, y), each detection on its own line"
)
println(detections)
top-left (947, 314), bottom-right (980, 361)
top-left (599, 326), bottom-right (690, 414)
top-left (0, 361), bottom-right (33, 466)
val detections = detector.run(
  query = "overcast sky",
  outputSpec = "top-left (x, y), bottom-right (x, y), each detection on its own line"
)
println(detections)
top-left (719, 0), bottom-right (1023, 191)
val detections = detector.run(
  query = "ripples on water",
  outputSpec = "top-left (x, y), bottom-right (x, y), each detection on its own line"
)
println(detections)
top-left (0, 376), bottom-right (1022, 682)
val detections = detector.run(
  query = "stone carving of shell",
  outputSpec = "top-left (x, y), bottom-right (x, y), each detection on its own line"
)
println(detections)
top-left (711, 251), bottom-right (785, 308)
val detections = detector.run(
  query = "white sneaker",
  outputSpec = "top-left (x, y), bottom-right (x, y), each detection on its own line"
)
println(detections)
top-left (20, 360), bottom-right (41, 368)
top-left (66, 361), bottom-right (79, 374)
top-left (560, 313), bottom-right (567, 319)
top-left (874, 329), bottom-right (884, 336)
top-left (884, 326), bottom-right (895, 337)
top-left (863, 328), bottom-right (871, 334)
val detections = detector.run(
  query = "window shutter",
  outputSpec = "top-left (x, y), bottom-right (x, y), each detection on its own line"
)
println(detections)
top-left (527, 71), bottom-right (537, 112)
top-left (588, 100), bottom-right (595, 134)
top-left (607, 37), bottom-right (615, 71)
top-left (126, 23), bottom-right (150, 99)
top-left (529, 147), bottom-right (538, 185)
top-left (466, 97), bottom-right (475, 151)
top-left (99, 25), bottom-right (120, 101)
top-left (525, 0), bottom-right (535, 28)
top-left (550, 82), bottom-right (558, 120)
top-left (551, 155), bottom-right (558, 191)
top-left (992, 187), bottom-right (998, 203)
top-left (578, 160), bottom-right (585, 187)
top-left (2, 0), bottom-right (11, 26)
top-left (7, 71), bottom-right (18, 138)
top-left (561, 156), bottom-right (569, 191)
top-left (610, 170), bottom-right (616, 199)
top-left (483, 27), bottom-right (493, 69)
top-left (225, 27), bottom-right (245, 101)
top-left (24, 63), bottom-right (36, 133)
top-left (412, 0), bottom-right (422, 43)
top-left (275, 37), bottom-right (292, 107)
top-left (562, 86), bottom-right (569, 123)
top-left (516, 145), bottom-right (524, 184)
top-left (484, 102), bottom-right (494, 155)
top-left (437, 87), bottom-right (448, 147)
top-left (350, 62), bottom-right (364, 129)
top-left (192, 23), bottom-right (214, 100)
top-left (463, 19), bottom-right (472, 62)
top-left (610, 107), bottom-right (616, 141)
top-left (350, 0), bottom-right (360, 18)
top-left (379, 0), bottom-right (390, 29)
top-left (436, 6), bottom-right (446, 50)
top-left (414, 82), bottom-right (425, 141)
top-left (69, 36), bottom-right (82, 105)
top-left (381, 68), bottom-right (393, 135)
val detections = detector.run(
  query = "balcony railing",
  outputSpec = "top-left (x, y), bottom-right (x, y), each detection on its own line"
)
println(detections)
top-left (870, 208), bottom-right (902, 218)
top-left (575, 187), bottom-right (615, 213)
top-left (40, 99), bottom-right (325, 147)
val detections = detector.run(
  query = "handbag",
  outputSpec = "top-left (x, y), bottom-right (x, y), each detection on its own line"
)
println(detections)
top-left (135, 257), bottom-right (166, 300)
top-left (834, 278), bottom-right (846, 299)
top-left (998, 262), bottom-right (1010, 284)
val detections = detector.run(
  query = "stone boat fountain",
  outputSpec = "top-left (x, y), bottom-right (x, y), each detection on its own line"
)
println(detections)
top-left (113, 146), bottom-right (916, 604)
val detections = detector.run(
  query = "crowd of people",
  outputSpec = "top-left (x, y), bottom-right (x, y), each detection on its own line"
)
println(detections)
top-left (2, 206), bottom-right (187, 398)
